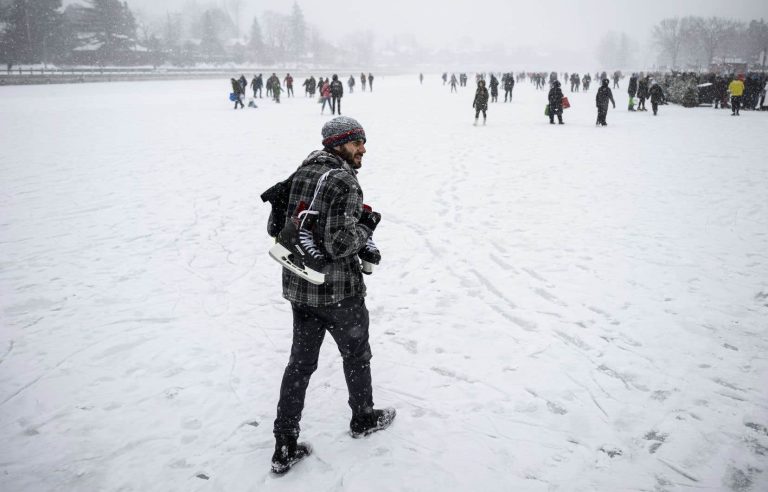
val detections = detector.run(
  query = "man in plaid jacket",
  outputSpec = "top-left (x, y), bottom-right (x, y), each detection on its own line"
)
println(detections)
top-left (271, 116), bottom-right (396, 474)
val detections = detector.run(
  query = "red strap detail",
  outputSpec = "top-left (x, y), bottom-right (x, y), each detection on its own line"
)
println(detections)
top-left (322, 128), bottom-right (364, 146)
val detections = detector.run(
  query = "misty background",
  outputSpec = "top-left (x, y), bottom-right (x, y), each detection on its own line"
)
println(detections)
top-left (2, 0), bottom-right (767, 69)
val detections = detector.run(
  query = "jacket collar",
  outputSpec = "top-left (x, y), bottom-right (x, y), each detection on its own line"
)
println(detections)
top-left (302, 149), bottom-right (357, 175)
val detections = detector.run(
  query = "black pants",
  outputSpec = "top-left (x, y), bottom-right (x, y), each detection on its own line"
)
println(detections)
top-left (274, 296), bottom-right (373, 437)
top-left (331, 96), bottom-right (341, 114)
top-left (732, 96), bottom-right (742, 115)
top-left (652, 102), bottom-right (659, 115)
top-left (234, 95), bottom-right (244, 109)
top-left (475, 108), bottom-right (487, 119)
top-left (597, 104), bottom-right (608, 124)
top-left (549, 107), bottom-right (563, 124)
top-left (287, 86), bottom-right (293, 97)
top-left (504, 88), bottom-right (512, 101)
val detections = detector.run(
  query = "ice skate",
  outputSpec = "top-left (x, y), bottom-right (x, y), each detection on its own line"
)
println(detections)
top-left (350, 408), bottom-right (396, 438)
top-left (269, 201), bottom-right (327, 285)
top-left (359, 236), bottom-right (381, 275)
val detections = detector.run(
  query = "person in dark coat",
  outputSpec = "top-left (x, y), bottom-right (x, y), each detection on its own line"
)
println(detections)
top-left (330, 74), bottom-right (344, 115)
top-left (627, 74), bottom-right (638, 111)
top-left (583, 73), bottom-right (591, 91)
top-left (548, 80), bottom-right (564, 124)
top-left (231, 78), bottom-right (244, 109)
top-left (284, 73), bottom-right (294, 97)
top-left (472, 79), bottom-right (489, 125)
top-left (489, 74), bottom-right (499, 102)
top-left (648, 80), bottom-right (665, 116)
top-left (331, 74), bottom-right (344, 115)
top-left (503, 73), bottom-right (515, 102)
top-left (368, 73), bottom-right (374, 91)
top-left (636, 76), bottom-right (649, 111)
top-left (595, 79), bottom-right (616, 126)
top-left (714, 76), bottom-right (728, 109)
top-left (348, 75), bottom-right (355, 93)
top-left (251, 75), bottom-right (261, 99)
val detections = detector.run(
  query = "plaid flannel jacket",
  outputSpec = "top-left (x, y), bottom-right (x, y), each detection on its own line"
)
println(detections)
top-left (281, 150), bottom-right (372, 306)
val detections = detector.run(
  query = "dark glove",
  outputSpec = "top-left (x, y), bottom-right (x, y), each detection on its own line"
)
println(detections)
top-left (360, 204), bottom-right (381, 232)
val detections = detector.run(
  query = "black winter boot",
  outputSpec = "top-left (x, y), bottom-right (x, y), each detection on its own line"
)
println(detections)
top-left (271, 434), bottom-right (311, 474)
top-left (350, 407), bottom-right (396, 438)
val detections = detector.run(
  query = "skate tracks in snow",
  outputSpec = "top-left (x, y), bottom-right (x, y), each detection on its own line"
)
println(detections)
top-left (1, 76), bottom-right (767, 491)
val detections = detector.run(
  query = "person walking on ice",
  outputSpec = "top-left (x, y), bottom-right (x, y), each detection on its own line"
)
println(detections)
top-left (473, 79), bottom-right (489, 125)
top-left (268, 116), bottom-right (396, 474)
top-left (648, 80), bottom-right (665, 116)
top-left (548, 80), bottom-right (564, 125)
top-left (596, 79), bottom-right (616, 126)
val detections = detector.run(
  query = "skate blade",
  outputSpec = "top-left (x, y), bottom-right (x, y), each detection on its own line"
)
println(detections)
top-left (269, 243), bottom-right (325, 285)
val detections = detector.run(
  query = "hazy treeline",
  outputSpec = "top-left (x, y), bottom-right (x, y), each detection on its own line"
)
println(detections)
top-left (3, 1), bottom-right (767, 71)
top-left (598, 16), bottom-right (768, 71)
top-left (651, 16), bottom-right (767, 70)
top-left (0, 0), bottom-right (373, 67)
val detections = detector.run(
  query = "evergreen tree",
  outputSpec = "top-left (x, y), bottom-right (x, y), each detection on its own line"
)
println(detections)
top-left (75, 0), bottom-right (138, 64)
top-left (289, 2), bottom-right (305, 59)
top-left (199, 10), bottom-right (224, 59)
top-left (248, 16), bottom-right (264, 60)
top-left (0, 0), bottom-right (65, 66)
top-left (682, 83), bottom-right (699, 107)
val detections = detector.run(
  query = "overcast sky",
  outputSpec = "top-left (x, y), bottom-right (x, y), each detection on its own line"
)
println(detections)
top-left (69, 0), bottom-right (768, 60)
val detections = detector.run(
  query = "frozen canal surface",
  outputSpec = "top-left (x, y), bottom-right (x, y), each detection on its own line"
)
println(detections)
top-left (1, 75), bottom-right (767, 491)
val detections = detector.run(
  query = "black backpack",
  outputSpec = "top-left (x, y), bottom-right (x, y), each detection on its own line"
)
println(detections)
top-left (260, 173), bottom-right (295, 237)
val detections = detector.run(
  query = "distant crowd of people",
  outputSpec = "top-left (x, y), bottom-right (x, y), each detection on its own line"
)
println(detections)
top-left (435, 69), bottom-right (766, 125)
top-left (230, 69), bottom-right (766, 125)
top-left (229, 72), bottom-right (376, 113)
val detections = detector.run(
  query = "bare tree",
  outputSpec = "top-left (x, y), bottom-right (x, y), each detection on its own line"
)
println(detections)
top-left (653, 17), bottom-right (685, 69)
top-left (691, 17), bottom-right (739, 66)
top-left (596, 31), bottom-right (634, 68)
top-left (341, 30), bottom-right (375, 65)
top-left (746, 19), bottom-right (768, 69)
top-left (223, 0), bottom-right (242, 40)
top-left (262, 10), bottom-right (290, 58)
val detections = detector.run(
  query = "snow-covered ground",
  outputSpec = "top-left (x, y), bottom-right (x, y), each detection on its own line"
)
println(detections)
top-left (1, 75), bottom-right (767, 492)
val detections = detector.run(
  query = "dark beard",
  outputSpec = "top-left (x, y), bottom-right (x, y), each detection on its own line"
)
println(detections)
top-left (330, 147), bottom-right (360, 169)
